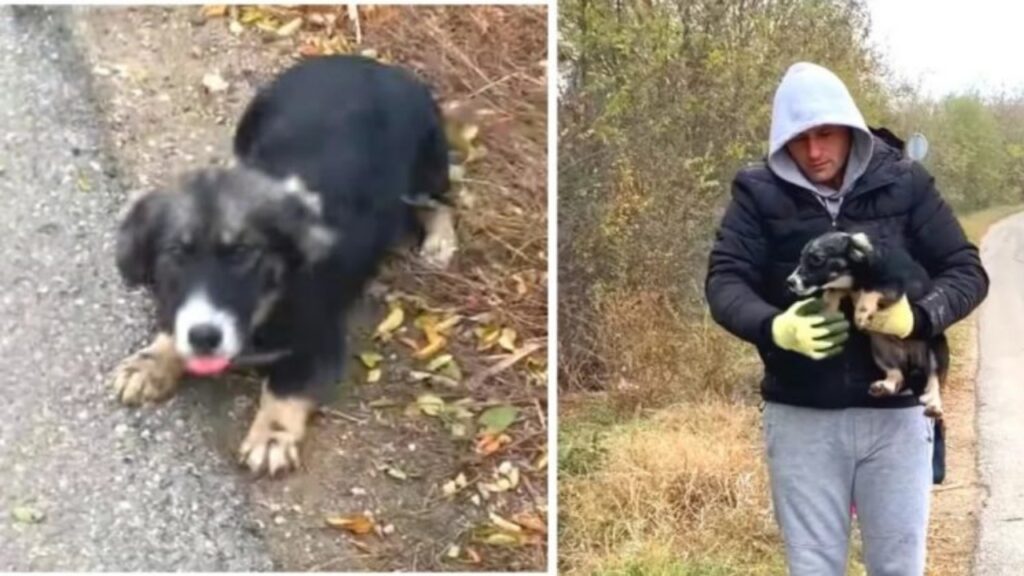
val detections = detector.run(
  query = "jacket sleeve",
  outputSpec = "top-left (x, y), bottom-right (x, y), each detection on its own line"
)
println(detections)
top-left (907, 164), bottom-right (990, 337)
top-left (705, 177), bottom-right (781, 346)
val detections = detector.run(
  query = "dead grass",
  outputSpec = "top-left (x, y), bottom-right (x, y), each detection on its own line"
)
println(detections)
top-left (560, 400), bottom-right (784, 575)
top-left (571, 286), bottom-right (761, 412)
top-left (369, 7), bottom-right (549, 341)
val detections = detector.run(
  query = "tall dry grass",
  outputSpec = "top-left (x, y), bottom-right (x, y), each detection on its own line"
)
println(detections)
top-left (560, 400), bottom-right (784, 575)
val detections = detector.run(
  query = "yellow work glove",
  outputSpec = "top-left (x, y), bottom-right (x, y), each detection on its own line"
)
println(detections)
top-left (771, 298), bottom-right (850, 360)
top-left (861, 294), bottom-right (914, 339)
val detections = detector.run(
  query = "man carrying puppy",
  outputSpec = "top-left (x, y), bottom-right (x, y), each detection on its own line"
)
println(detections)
top-left (705, 61), bottom-right (988, 575)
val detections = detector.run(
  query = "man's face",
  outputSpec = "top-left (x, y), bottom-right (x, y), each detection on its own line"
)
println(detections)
top-left (785, 124), bottom-right (852, 188)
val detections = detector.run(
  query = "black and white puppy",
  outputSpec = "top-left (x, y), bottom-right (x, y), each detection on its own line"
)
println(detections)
top-left (112, 55), bottom-right (457, 476)
top-left (787, 231), bottom-right (947, 418)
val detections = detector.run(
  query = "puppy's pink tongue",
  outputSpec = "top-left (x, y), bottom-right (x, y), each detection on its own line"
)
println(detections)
top-left (186, 356), bottom-right (230, 376)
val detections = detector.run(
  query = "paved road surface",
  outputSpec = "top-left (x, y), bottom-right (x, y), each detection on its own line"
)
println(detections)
top-left (0, 7), bottom-right (271, 570)
top-left (974, 211), bottom-right (1024, 575)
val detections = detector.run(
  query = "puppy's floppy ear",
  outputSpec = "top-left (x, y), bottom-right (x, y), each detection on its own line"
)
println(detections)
top-left (847, 232), bottom-right (874, 263)
top-left (266, 180), bottom-right (336, 266)
top-left (115, 189), bottom-right (171, 287)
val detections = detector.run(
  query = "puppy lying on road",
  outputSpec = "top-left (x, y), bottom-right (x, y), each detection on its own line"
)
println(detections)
top-left (111, 55), bottom-right (456, 476)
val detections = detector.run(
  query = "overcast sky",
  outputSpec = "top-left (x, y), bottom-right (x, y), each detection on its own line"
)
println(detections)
top-left (865, 0), bottom-right (1024, 98)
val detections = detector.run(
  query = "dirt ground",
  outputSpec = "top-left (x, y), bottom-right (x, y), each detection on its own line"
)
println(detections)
top-left (71, 5), bottom-right (547, 571)
top-left (926, 315), bottom-right (981, 576)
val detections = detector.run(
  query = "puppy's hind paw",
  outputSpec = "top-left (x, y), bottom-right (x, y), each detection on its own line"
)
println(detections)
top-left (419, 229), bottom-right (457, 269)
top-left (922, 395), bottom-right (944, 419)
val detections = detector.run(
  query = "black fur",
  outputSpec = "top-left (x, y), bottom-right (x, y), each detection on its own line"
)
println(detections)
top-left (116, 55), bottom-right (450, 402)
top-left (789, 231), bottom-right (949, 402)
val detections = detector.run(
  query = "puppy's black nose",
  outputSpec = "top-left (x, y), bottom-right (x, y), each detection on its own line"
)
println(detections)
top-left (188, 324), bottom-right (222, 353)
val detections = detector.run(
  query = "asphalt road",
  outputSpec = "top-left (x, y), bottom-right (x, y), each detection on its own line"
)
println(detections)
top-left (974, 211), bottom-right (1024, 575)
top-left (0, 7), bottom-right (272, 570)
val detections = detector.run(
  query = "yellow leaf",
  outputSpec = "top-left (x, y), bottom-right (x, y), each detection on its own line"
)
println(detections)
top-left (276, 16), bottom-right (302, 37)
top-left (414, 313), bottom-right (440, 330)
top-left (413, 331), bottom-right (446, 360)
top-left (366, 368), bottom-right (382, 384)
top-left (374, 305), bottom-right (404, 338)
top-left (436, 314), bottom-right (463, 333)
top-left (426, 353), bottom-right (453, 372)
top-left (325, 514), bottom-right (375, 535)
top-left (498, 328), bottom-right (517, 352)
top-left (475, 325), bottom-right (502, 351)
top-left (533, 450), bottom-right (548, 471)
top-left (200, 5), bottom-right (228, 18)
top-left (416, 393), bottom-right (445, 416)
top-left (239, 7), bottom-right (264, 24)
top-left (358, 351), bottom-right (383, 369)
top-left (480, 532), bottom-right (520, 546)
top-left (461, 124), bottom-right (480, 144)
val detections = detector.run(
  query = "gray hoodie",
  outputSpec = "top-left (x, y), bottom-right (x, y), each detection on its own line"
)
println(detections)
top-left (767, 62), bottom-right (875, 219)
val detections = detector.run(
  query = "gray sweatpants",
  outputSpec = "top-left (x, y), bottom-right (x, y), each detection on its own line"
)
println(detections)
top-left (763, 402), bottom-right (934, 576)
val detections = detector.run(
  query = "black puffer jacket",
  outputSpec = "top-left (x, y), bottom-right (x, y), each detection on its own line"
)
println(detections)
top-left (705, 139), bottom-right (989, 409)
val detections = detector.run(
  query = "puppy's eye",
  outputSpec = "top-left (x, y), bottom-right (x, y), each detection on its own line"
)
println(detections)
top-left (808, 253), bottom-right (825, 267)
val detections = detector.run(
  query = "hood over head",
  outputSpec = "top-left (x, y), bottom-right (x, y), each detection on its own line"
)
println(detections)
top-left (767, 62), bottom-right (875, 207)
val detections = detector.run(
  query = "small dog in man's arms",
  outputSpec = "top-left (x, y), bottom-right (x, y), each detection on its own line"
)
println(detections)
top-left (787, 230), bottom-right (947, 418)
top-left (111, 55), bottom-right (458, 476)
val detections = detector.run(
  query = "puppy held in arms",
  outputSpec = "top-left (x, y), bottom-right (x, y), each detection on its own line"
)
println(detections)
top-left (787, 231), bottom-right (947, 418)
top-left (111, 55), bottom-right (458, 476)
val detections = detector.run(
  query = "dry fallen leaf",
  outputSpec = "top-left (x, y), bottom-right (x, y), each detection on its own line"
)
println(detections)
top-left (358, 351), bottom-right (383, 369)
top-left (200, 5), bottom-right (228, 18)
top-left (412, 333), bottom-right (447, 360)
top-left (381, 464), bottom-right (410, 481)
top-left (426, 353), bottom-right (453, 372)
top-left (498, 328), bottom-right (518, 352)
top-left (366, 368), bottom-right (382, 384)
top-left (276, 16), bottom-right (303, 37)
top-left (416, 393), bottom-right (445, 417)
top-left (512, 512), bottom-right (547, 535)
top-left (489, 512), bottom-right (522, 533)
top-left (475, 432), bottom-right (512, 456)
top-left (374, 305), bottom-right (405, 339)
top-left (475, 325), bottom-right (502, 351)
top-left (325, 514), bottom-right (375, 535)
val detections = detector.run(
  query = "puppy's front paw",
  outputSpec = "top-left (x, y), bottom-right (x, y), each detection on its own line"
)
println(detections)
top-left (239, 423), bottom-right (301, 477)
top-left (112, 334), bottom-right (182, 405)
top-left (239, 386), bottom-right (313, 477)
top-left (869, 379), bottom-right (897, 397)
